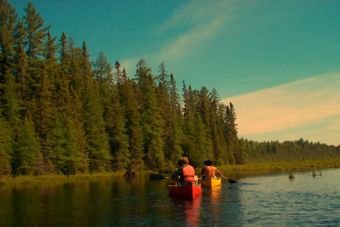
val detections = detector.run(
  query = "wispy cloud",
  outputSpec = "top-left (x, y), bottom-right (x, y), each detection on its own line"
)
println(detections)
top-left (156, 1), bottom-right (238, 33)
top-left (224, 72), bottom-right (340, 145)
top-left (121, 0), bottom-right (245, 72)
top-left (156, 16), bottom-right (225, 62)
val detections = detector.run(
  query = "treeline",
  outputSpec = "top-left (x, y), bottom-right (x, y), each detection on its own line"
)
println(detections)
top-left (239, 138), bottom-right (340, 163)
top-left (0, 1), bottom-right (242, 175)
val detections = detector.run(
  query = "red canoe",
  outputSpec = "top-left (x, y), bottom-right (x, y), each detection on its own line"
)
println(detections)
top-left (168, 183), bottom-right (202, 199)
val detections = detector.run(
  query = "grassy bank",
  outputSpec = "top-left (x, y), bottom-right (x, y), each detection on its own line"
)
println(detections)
top-left (0, 171), bottom-right (127, 187)
top-left (1, 159), bottom-right (339, 187)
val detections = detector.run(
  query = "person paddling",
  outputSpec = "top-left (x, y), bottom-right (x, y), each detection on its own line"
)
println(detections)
top-left (201, 160), bottom-right (238, 183)
top-left (171, 156), bottom-right (197, 185)
top-left (201, 160), bottom-right (223, 180)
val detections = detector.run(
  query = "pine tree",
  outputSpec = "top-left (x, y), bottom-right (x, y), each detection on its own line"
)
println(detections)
top-left (157, 64), bottom-right (182, 168)
top-left (119, 77), bottom-right (143, 171)
top-left (42, 33), bottom-right (86, 174)
top-left (157, 63), bottom-right (171, 162)
top-left (94, 56), bottom-right (130, 170)
top-left (0, 0), bottom-right (17, 78)
top-left (24, 2), bottom-right (49, 60)
top-left (216, 103), bottom-right (228, 164)
top-left (229, 103), bottom-right (243, 164)
top-left (182, 84), bottom-right (197, 166)
top-left (191, 113), bottom-right (209, 166)
top-left (64, 118), bottom-right (88, 173)
top-left (35, 32), bottom-right (56, 172)
top-left (169, 74), bottom-right (184, 162)
top-left (0, 115), bottom-right (12, 175)
top-left (108, 62), bottom-right (129, 170)
top-left (14, 20), bottom-right (29, 116)
top-left (224, 102), bottom-right (240, 164)
top-left (136, 60), bottom-right (164, 169)
top-left (1, 70), bottom-right (19, 124)
top-left (45, 113), bottom-right (68, 174)
top-left (23, 3), bottom-right (50, 122)
top-left (54, 33), bottom-right (71, 111)
top-left (197, 86), bottom-right (213, 158)
top-left (93, 52), bottom-right (113, 83)
top-left (93, 52), bottom-right (113, 133)
top-left (209, 89), bottom-right (224, 164)
top-left (0, 0), bottom-right (17, 119)
top-left (59, 32), bottom-right (71, 69)
top-left (81, 42), bottom-right (111, 171)
top-left (46, 114), bottom-right (88, 174)
top-left (108, 86), bottom-right (130, 170)
top-left (12, 116), bottom-right (41, 175)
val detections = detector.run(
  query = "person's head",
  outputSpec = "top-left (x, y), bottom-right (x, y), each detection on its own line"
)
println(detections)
top-left (205, 160), bottom-right (213, 166)
top-left (178, 156), bottom-right (189, 166)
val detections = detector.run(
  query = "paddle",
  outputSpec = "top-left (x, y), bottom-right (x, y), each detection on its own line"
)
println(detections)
top-left (220, 174), bottom-right (237, 184)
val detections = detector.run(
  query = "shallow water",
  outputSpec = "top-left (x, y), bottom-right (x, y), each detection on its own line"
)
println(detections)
top-left (0, 169), bottom-right (339, 226)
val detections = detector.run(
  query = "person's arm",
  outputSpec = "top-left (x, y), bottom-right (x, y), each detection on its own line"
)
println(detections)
top-left (215, 167), bottom-right (223, 177)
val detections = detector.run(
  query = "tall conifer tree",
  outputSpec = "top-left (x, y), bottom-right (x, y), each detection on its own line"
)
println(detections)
top-left (24, 2), bottom-right (49, 60)
top-left (0, 115), bottom-right (12, 175)
top-left (136, 60), bottom-right (164, 169)
top-left (224, 103), bottom-right (240, 164)
top-left (157, 64), bottom-right (182, 167)
top-left (35, 32), bottom-right (57, 172)
top-left (12, 115), bottom-right (40, 175)
top-left (0, 0), bottom-right (17, 122)
top-left (81, 42), bottom-right (110, 171)
top-left (119, 76), bottom-right (143, 170)
top-left (14, 20), bottom-right (29, 116)
top-left (0, 0), bottom-right (16, 77)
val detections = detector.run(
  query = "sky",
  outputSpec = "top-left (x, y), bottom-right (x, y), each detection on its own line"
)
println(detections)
top-left (11, 0), bottom-right (340, 145)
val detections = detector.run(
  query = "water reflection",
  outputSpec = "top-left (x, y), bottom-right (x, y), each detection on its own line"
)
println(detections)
top-left (0, 169), bottom-right (339, 226)
top-left (209, 185), bottom-right (222, 216)
top-left (209, 185), bottom-right (222, 202)
top-left (171, 195), bottom-right (202, 227)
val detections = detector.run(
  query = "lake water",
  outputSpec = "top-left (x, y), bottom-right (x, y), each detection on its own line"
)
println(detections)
top-left (0, 168), bottom-right (339, 226)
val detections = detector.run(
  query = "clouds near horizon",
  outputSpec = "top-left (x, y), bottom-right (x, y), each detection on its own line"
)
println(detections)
top-left (225, 72), bottom-right (340, 145)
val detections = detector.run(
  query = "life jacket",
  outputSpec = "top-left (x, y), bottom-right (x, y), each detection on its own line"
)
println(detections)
top-left (181, 165), bottom-right (196, 183)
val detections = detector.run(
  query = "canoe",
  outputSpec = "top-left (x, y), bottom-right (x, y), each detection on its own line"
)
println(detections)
top-left (168, 183), bottom-right (202, 199)
top-left (201, 177), bottom-right (222, 188)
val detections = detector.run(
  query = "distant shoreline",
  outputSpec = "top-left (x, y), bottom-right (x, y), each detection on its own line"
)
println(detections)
top-left (220, 158), bottom-right (340, 178)
top-left (0, 158), bottom-right (339, 187)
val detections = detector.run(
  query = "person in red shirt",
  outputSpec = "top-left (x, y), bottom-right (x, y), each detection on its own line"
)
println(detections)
top-left (171, 156), bottom-right (197, 185)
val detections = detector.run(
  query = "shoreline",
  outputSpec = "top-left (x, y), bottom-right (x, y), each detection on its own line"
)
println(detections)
top-left (219, 158), bottom-right (340, 179)
top-left (1, 158), bottom-right (339, 187)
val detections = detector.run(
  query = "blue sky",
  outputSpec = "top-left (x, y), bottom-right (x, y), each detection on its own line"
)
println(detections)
top-left (11, 0), bottom-right (340, 145)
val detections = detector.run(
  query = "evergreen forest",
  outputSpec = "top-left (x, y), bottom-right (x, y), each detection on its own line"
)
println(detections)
top-left (0, 1), bottom-right (339, 176)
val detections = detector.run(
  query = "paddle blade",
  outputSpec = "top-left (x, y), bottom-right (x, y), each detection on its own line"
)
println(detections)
top-left (228, 179), bottom-right (237, 184)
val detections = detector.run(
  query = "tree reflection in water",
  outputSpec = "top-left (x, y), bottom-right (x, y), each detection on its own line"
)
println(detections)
top-left (204, 185), bottom-right (223, 224)
top-left (171, 195), bottom-right (202, 227)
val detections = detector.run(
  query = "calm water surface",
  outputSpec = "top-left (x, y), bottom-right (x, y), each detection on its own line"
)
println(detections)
top-left (0, 169), bottom-right (339, 226)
